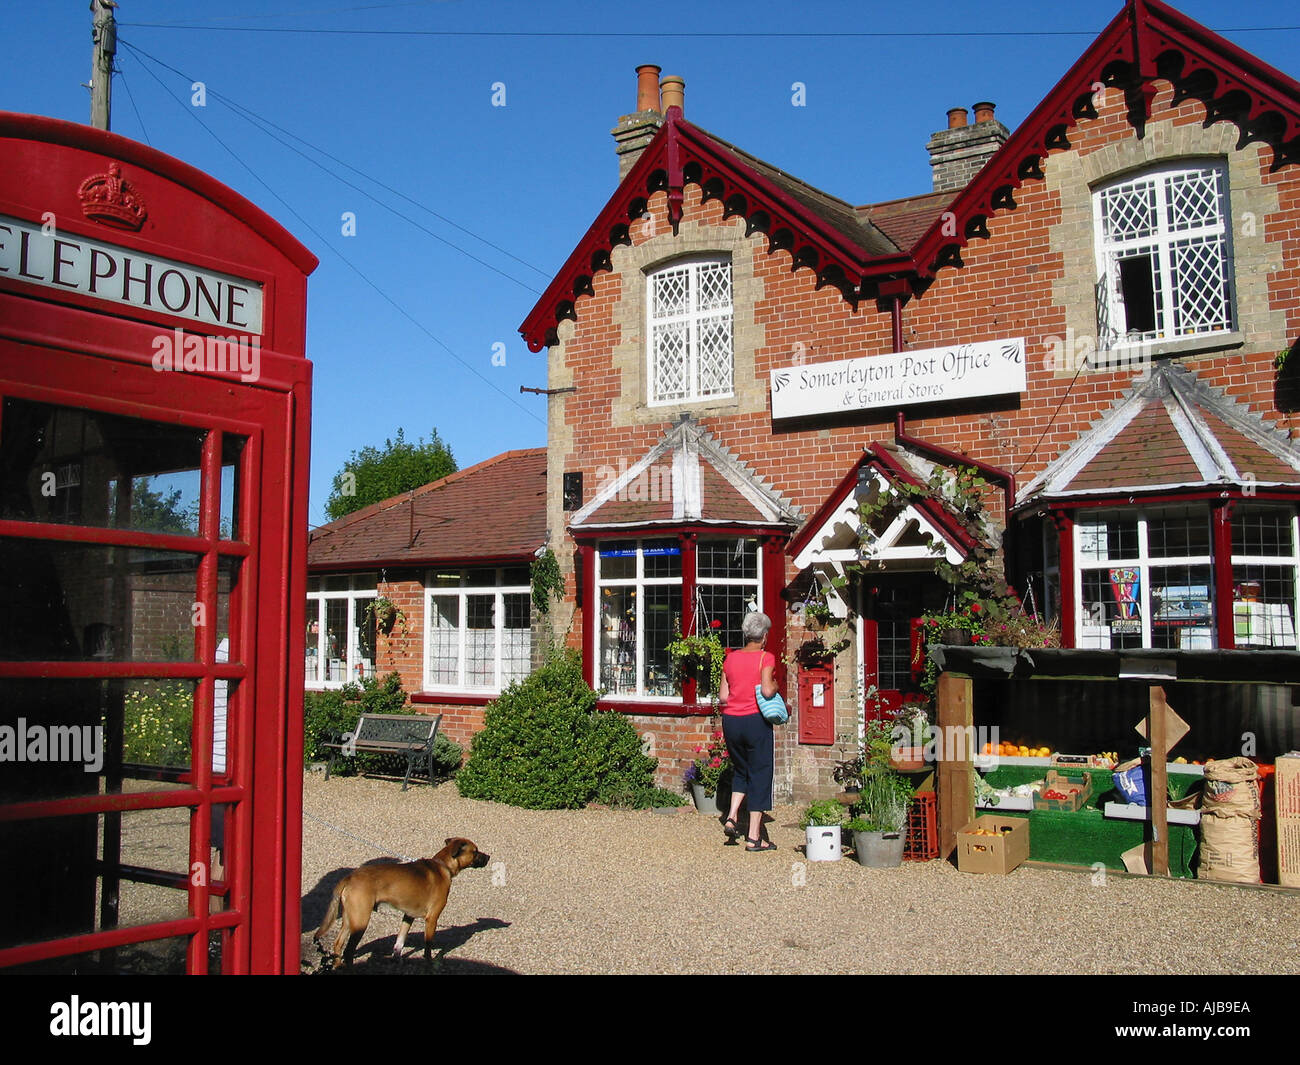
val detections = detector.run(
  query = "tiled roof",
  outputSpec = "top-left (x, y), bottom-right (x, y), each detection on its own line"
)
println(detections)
top-left (858, 191), bottom-right (955, 253)
top-left (571, 416), bottom-right (801, 531)
top-left (307, 448), bottom-right (547, 570)
top-left (699, 129), bottom-right (901, 258)
top-left (1019, 363), bottom-right (1300, 502)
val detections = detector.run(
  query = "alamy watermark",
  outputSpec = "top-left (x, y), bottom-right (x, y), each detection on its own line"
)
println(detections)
top-left (151, 327), bottom-right (260, 383)
top-left (594, 458), bottom-right (673, 502)
top-left (0, 719), bottom-right (104, 773)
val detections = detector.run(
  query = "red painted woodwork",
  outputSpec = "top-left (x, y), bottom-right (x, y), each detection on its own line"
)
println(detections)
top-left (0, 113), bottom-right (315, 975)
top-left (913, 0), bottom-right (1300, 277)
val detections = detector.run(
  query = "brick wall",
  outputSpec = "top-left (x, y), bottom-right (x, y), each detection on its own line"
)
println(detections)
top-left (539, 77), bottom-right (1300, 803)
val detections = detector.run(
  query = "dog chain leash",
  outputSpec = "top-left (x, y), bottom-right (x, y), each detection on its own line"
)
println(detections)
top-left (302, 810), bottom-right (415, 862)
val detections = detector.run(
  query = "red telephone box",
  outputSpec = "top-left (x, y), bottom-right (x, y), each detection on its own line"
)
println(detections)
top-left (0, 113), bottom-right (316, 974)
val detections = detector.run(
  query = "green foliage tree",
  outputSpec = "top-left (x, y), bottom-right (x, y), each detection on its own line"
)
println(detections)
top-left (456, 648), bottom-right (663, 809)
top-left (325, 427), bottom-right (456, 521)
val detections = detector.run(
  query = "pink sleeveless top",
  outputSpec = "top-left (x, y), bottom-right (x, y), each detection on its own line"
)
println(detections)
top-left (723, 649), bottom-right (774, 716)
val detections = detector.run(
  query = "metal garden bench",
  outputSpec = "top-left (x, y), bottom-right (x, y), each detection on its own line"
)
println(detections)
top-left (323, 712), bottom-right (442, 790)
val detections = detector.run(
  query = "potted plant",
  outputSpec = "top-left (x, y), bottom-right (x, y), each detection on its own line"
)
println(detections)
top-left (802, 589), bottom-right (834, 632)
top-left (889, 701), bottom-right (933, 772)
top-left (686, 731), bottom-right (731, 815)
top-left (849, 769), bottom-right (914, 868)
top-left (800, 799), bottom-right (846, 861)
top-left (667, 622), bottom-right (726, 704)
top-left (364, 596), bottom-right (401, 635)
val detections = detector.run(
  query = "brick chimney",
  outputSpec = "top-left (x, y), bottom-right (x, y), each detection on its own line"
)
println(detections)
top-left (611, 64), bottom-right (664, 182)
top-left (926, 101), bottom-right (1009, 193)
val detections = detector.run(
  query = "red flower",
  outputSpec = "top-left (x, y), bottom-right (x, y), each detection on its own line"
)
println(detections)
top-left (710, 758), bottom-right (722, 768)
top-left (713, 730), bottom-right (723, 740)
top-left (970, 603), bottom-right (981, 613)
top-left (710, 619), bottom-right (722, 629)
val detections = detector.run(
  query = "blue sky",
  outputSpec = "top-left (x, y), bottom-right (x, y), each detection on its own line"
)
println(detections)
top-left (5, 0), bottom-right (1298, 529)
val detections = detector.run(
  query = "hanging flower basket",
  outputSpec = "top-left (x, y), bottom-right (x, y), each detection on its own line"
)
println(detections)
top-left (366, 597), bottom-right (400, 634)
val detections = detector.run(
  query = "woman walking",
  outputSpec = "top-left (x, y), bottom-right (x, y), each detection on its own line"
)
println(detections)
top-left (718, 611), bottom-right (779, 852)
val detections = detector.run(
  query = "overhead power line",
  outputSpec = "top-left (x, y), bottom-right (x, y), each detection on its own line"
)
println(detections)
top-left (118, 38), bottom-right (548, 292)
top-left (121, 44), bottom-right (546, 433)
top-left (118, 24), bottom-right (1300, 37)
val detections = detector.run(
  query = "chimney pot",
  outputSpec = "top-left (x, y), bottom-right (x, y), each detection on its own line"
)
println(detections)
top-left (660, 75), bottom-right (685, 115)
top-left (947, 107), bottom-right (969, 129)
top-left (636, 64), bottom-right (662, 113)
top-left (973, 101), bottom-right (996, 123)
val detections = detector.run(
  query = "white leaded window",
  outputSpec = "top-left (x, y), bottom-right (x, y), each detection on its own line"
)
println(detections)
top-left (647, 258), bottom-right (733, 405)
top-left (1093, 163), bottom-right (1233, 348)
top-left (305, 573), bottom-right (378, 688)
top-left (423, 567), bottom-right (532, 692)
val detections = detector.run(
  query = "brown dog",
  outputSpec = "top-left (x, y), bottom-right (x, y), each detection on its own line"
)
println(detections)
top-left (314, 838), bottom-right (490, 966)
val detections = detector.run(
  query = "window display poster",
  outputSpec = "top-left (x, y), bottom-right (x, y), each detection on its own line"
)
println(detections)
top-left (1109, 567), bottom-right (1140, 634)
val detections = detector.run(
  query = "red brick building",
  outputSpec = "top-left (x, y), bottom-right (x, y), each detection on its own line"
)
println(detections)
top-left (306, 449), bottom-right (546, 748)
top-left (515, 0), bottom-right (1300, 800)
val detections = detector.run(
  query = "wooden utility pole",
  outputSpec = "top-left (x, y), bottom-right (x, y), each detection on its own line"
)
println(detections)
top-left (90, 0), bottom-right (118, 131)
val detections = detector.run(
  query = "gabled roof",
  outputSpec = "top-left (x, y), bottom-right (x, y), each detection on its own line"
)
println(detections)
top-left (912, 0), bottom-right (1300, 278)
top-left (521, 2), bottom-right (1300, 350)
top-left (788, 443), bottom-right (981, 568)
top-left (519, 108), bottom-right (913, 352)
top-left (568, 416), bottom-right (801, 532)
top-left (307, 449), bottom-right (547, 570)
top-left (1018, 364), bottom-right (1300, 503)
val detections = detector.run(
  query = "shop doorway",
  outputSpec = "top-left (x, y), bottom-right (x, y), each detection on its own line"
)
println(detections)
top-left (860, 576), bottom-right (943, 720)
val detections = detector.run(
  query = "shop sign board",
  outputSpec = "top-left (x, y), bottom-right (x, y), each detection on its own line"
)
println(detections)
top-left (769, 336), bottom-right (1025, 420)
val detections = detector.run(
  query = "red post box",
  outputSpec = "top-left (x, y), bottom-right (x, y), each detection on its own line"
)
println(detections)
top-left (797, 661), bottom-right (835, 745)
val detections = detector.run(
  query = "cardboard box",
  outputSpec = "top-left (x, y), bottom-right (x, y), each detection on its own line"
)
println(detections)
top-left (1278, 755), bottom-right (1300, 889)
top-left (1033, 769), bottom-right (1094, 812)
top-left (956, 815), bottom-right (1030, 874)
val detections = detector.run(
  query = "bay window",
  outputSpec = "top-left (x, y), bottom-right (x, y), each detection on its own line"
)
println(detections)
top-left (424, 567), bottom-right (531, 692)
top-left (305, 574), bottom-right (377, 687)
top-left (1072, 503), bottom-right (1299, 650)
top-left (595, 535), bottom-right (761, 700)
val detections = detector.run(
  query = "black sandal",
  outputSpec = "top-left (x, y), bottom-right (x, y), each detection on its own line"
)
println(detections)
top-left (745, 837), bottom-right (777, 852)
top-left (722, 817), bottom-right (742, 841)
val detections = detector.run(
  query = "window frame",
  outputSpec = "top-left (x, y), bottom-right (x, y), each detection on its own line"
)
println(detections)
top-left (592, 535), bottom-right (762, 702)
top-left (645, 256), bottom-right (734, 407)
top-left (1070, 502), bottom-right (1300, 651)
top-left (422, 567), bottom-right (532, 694)
top-left (304, 574), bottom-right (377, 689)
top-left (1092, 161), bottom-right (1235, 351)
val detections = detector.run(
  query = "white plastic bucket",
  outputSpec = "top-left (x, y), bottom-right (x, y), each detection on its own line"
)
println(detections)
top-left (805, 824), bottom-right (842, 862)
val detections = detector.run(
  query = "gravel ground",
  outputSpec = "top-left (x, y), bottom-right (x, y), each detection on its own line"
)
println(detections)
top-left (299, 770), bottom-right (1300, 976)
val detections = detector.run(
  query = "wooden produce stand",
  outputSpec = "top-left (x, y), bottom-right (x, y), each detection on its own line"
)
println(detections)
top-left (931, 646), bottom-right (1294, 883)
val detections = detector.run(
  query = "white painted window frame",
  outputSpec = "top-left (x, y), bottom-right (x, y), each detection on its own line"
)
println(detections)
top-left (422, 568), bottom-right (532, 693)
top-left (1092, 161), bottom-right (1234, 349)
top-left (594, 539), bottom-right (683, 700)
top-left (1071, 504), bottom-right (1300, 650)
top-left (646, 256), bottom-right (734, 406)
top-left (305, 577), bottom-right (377, 689)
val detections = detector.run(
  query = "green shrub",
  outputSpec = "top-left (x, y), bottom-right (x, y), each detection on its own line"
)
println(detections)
top-left (600, 785), bottom-right (688, 809)
top-left (456, 648), bottom-right (661, 809)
